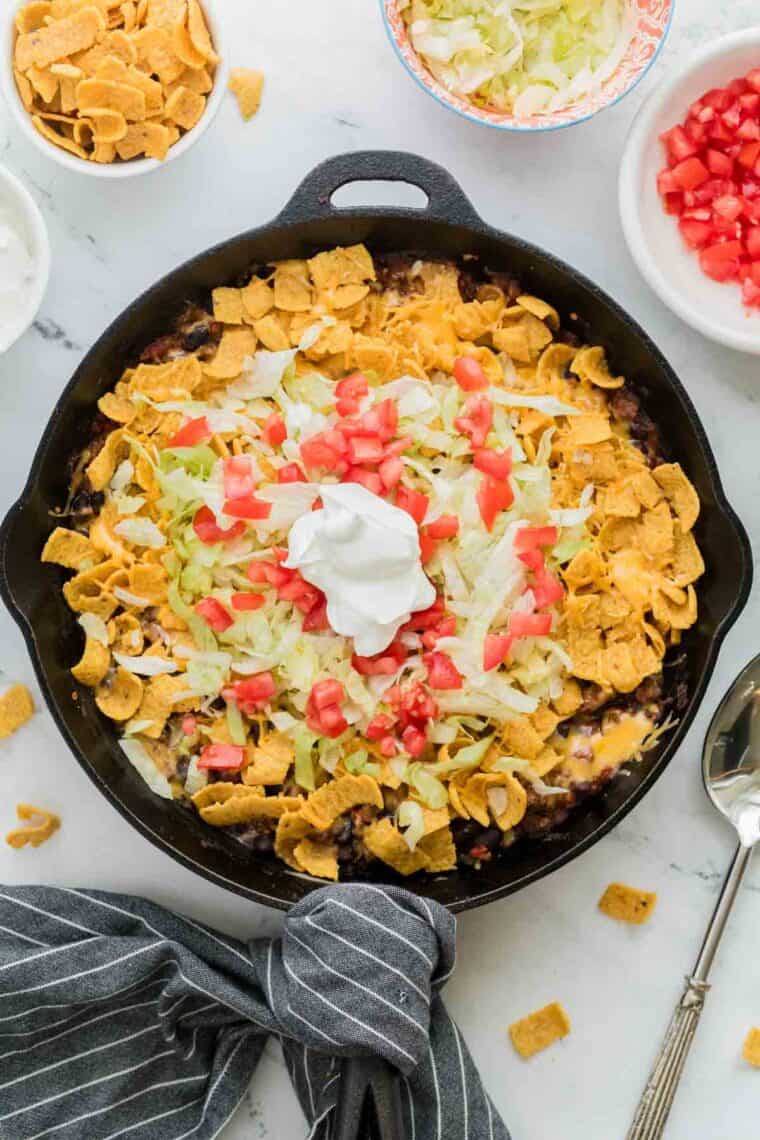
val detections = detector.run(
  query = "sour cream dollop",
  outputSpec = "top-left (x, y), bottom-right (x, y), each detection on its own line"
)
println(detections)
top-left (285, 482), bottom-right (436, 657)
top-left (0, 204), bottom-right (35, 352)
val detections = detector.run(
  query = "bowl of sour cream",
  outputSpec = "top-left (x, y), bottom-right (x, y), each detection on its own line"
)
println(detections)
top-left (0, 165), bottom-right (50, 354)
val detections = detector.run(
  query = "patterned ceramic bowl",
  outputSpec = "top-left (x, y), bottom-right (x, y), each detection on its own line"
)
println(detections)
top-left (380, 0), bottom-right (674, 132)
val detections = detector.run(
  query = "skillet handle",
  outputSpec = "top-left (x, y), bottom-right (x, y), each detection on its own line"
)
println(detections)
top-left (276, 150), bottom-right (483, 228)
top-left (332, 1055), bottom-right (405, 1140)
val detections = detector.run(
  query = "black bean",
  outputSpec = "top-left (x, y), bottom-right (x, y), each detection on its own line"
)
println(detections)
top-left (451, 819), bottom-right (480, 850)
top-left (332, 819), bottom-right (353, 845)
top-left (477, 827), bottom-right (502, 853)
top-left (183, 324), bottom-right (211, 351)
top-left (252, 833), bottom-right (274, 854)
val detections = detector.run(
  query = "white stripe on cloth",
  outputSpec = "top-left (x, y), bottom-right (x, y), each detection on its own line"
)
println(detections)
top-left (322, 899), bottom-right (434, 968)
top-left (0, 892), bottom-right (100, 937)
top-left (24, 1075), bottom-right (206, 1140)
top-left (283, 958), bottom-right (417, 1067)
top-left (0, 963), bottom-right (173, 1028)
top-left (304, 915), bottom-right (429, 1003)
top-left (0, 924), bottom-right (49, 948)
top-left (287, 929), bottom-right (427, 1037)
top-left (0, 996), bottom-right (160, 1062)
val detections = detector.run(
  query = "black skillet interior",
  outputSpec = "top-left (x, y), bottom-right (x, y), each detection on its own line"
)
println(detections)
top-left (0, 152), bottom-right (752, 913)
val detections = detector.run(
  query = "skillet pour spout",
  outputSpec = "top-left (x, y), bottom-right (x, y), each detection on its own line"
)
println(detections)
top-left (0, 151), bottom-right (752, 913)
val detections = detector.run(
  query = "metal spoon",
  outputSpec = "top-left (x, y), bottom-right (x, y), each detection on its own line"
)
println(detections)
top-left (627, 654), bottom-right (760, 1139)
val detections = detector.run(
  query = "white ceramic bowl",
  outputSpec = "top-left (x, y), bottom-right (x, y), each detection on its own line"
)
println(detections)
top-left (620, 27), bottom-right (760, 355)
top-left (0, 0), bottom-right (227, 179)
top-left (0, 164), bottom-right (50, 353)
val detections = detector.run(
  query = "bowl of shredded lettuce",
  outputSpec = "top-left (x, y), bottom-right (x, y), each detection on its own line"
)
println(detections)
top-left (382, 0), bottom-right (673, 131)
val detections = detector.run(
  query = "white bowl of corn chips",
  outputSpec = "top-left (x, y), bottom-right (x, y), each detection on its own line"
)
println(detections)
top-left (2, 0), bottom-right (228, 178)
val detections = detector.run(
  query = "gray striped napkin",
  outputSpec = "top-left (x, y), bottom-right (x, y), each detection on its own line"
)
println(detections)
top-left (0, 883), bottom-right (509, 1139)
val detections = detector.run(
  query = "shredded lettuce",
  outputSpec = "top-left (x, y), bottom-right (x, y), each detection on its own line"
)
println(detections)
top-left (397, 800), bottom-right (425, 851)
top-left (112, 653), bottom-right (178, 677)
top-left (345, 749), bottom-right (381, 778)
top-left (225, 699), bottom-right (247, 746)
top-left (406, 762), bottom-right (449, 808)
top-left (404, 0), bottom-right (631, 116)
top-left (294, 724), bottom-right (318, 791)
top-left (429, 735), bottom-right (493, 775)
top-left (77, 613), bottom-right (109, 646)
top-left (114, 518), bottom-right (166, 549)
top-left (120, 739), bottom-right (173, 799)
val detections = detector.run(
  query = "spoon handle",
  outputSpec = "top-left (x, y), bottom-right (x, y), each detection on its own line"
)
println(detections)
top-left (627, 842), bottom-right (753, 1140)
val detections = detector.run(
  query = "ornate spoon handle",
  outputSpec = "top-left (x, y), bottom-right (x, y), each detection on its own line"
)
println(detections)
top-left (626, 843), bottom-right (753, 1140)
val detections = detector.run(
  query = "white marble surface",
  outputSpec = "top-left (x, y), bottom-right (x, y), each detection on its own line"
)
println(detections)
top-left (1, 3), bottom-right (760, 1138)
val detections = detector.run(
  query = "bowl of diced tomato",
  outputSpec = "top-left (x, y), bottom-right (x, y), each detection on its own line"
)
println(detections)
top-left (620, 27), bottom-right (760, 354)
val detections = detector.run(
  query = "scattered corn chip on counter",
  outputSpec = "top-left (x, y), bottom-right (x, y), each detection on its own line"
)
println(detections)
top-left (41, 246), bottom-right (705, 880)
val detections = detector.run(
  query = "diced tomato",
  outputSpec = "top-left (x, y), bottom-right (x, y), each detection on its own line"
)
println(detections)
top-left (723, 104), bottom-right (742, 131)
top-left (300, 432), bottom-right (344, 471)
top-left (713, 194), bottom-right (744, 222)
top-left (518, 547), bottom-right (544, 573)
top-left (222, 495), bottom-right (272, 520)
top-left (453, 356), bottom-right (489, 391)
top-left (366, 714), bottom-right (395, 741)
top-left (700, 240), bottom-right (743, 281)
top-left (181, 715), bottom-right (197, 736)
top-left (737, 117), bottom-right (760, 142)
top-left (342, 466), bottom-right (384, 495)
top-left (739, 141), bottom-right (760, 169)
top-left (230, 592), bottom-right (266, 611)
top-left (306, 679), bottom-right (347, 739)
top-left (678, 217), bottom-right (713, 249)
top-left (483, 633), bottom-right (513, 672)
top-left (661, 124), bottom-right (697, 164)
top-left (740, 92), bottom-right (760, 114)
top-left (509, 612), bottom-right (552, 638)
top-left (514, 525), bottom-right (558, 553)
top-left (423, 651), bottom-right (463, 690)
top-left (663, 192), bottom-right (684, 216)
top-left (302, 596), bottom-right (329, 631)
top-left (401, 725), bottom-right (428, 757)
top-left (747, 69), bottom-right (760, 95)
top-left (705, 148), bottom-right (734, 176)
top-left (263, 412), bottom-right (287, 448)
top-left (347, 434), bottom-right (384, 465)
top-left (166, 415), bottom-right (211, 450)
top-left (531, 567), bottom-right (565, 609)
top-left (476, 476), bottom-right (514, 532)
top-left (401, 595), bottom-right (445, 632)
top-left (336, 372), bottom-right (369, 404)
top-left (359, 398), bottom-right (398, 442)
top-left (198, 743), bottom-right (246, 770)
top-left (454, 394), bottom-right (493, 449)
top-left (657, 169), bottom-right (680, 195)
top-left (671, 156), bottom-right (710, 191)
top-left (193, 506), bottom-right (245, 545)
top-left (310, 679), bottom-right (345, 711)
top-left (353, 640), bottom-right (407, 676)
top-left (395, 486), bottom-right (429, 525)
top-left (703, 87), bottom-right (732, 112)
top-left (384, 435), bottom-right (414, 458)
top-left (194, 596), bottom-right (233, 632)
top-left (474, 447), bottom-right (513, 481)
top-left (421, 616), bottom-right (457, 649)
top-left (378, 456), bottom-right (404, 490)
top-left (424, 514), bottom-right (459, 540)
top-left (388, 681), bottom-right (438, 727)
top-left (419, 534), bottom-right (438, 563)
top-left (223, 455), bottom-right (254, 500)
top-left (728, 77), bottom-right (749, 98)
top-left (277, 462), bottom-right (306, 483)
top-left (684, 118), bottom-right (706, 147)
top-left (746, 229), bottom-right (760, 258)
top-left (379, 735), bottom-right (397, 757)
top-left (225, 673), bottom-right (277, 714)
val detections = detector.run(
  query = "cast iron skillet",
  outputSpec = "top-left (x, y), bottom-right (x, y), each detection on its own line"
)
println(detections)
top-left (0, 150), bottom-right (752, 1139)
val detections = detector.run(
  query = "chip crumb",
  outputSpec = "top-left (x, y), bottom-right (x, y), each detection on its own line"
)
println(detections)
top-left (598, 882), bottom-right (657, 925)
top-left (229, 68), bottom-right (264, 120)
top-left (509, 1002), bottom-right (571, 1060)
top-left (0, 684), bottom-right (35, 740)
top-left (743, 1029), bottom-right (760, 1067)
top-left (6, 804), bottom-right (60, 849)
